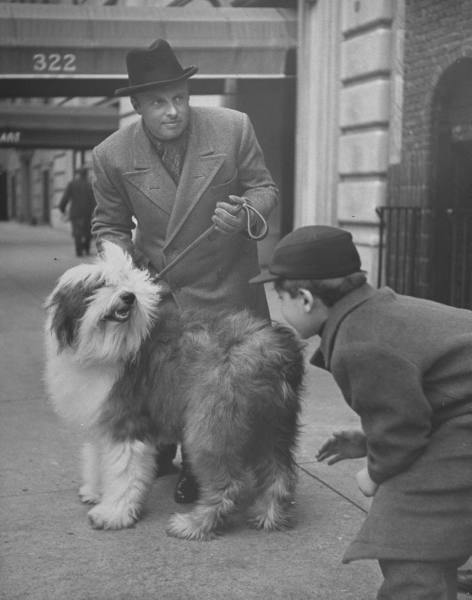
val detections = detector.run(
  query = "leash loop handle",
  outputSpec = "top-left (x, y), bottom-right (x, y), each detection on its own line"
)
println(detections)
top-left (240, 200), bottom-right (269, 241)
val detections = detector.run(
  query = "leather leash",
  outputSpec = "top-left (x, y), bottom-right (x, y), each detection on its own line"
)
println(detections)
top-left (157, 200), bottom-right (268, 279)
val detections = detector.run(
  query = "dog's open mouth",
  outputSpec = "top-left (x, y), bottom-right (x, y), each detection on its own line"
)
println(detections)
top-left (106, 306), bottom-right (132, 322)
top-left (104, 293), bottom-right (135, 323)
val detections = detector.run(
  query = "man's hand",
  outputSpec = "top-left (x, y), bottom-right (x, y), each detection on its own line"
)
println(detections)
top-left (211, 195), bottom-right (247, 235)
top-left (356, 466), bottom-right (379, 497)
top-left (316, 429), bottom-right (367, 465)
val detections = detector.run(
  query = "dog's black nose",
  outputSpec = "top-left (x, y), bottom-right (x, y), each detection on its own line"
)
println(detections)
top-left (120, 292), bottom-right (135, 305)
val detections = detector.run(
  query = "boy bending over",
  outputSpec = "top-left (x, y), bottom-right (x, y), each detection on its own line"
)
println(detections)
top-left (250, 225), bottom-right (472, 600)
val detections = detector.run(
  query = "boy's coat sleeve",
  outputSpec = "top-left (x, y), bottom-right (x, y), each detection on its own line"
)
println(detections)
top-left (334, 342), bottom-right (432, 484)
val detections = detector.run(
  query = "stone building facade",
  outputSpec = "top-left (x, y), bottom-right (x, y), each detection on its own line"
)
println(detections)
top-left (296, 0), bottom-right (403, 286)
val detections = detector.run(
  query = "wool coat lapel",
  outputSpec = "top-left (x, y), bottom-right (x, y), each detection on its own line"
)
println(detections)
top-left (123, 124), bottom-right (176, 216)
top-left (164, 111), bottom-right (225, 249)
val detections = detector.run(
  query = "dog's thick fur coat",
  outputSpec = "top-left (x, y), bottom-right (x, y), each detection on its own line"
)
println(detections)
top-left (45, 243), bottom-right (304, 540)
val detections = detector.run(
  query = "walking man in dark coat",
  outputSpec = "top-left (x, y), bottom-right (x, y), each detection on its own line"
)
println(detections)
top-left (59, 166), bottom-right (96, 257)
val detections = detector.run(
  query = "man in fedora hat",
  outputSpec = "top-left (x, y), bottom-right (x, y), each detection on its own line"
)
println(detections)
top-left (91, 38), bottom-right (278, 504)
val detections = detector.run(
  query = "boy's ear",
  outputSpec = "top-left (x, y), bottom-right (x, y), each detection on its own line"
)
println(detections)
top-left (298, 288), bottom-right (316, 312)
top-left (130, 96), bottom-right (140, 113)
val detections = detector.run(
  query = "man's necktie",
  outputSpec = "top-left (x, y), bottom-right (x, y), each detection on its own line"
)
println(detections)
top-left (161, 143), bottom-right (183, 185)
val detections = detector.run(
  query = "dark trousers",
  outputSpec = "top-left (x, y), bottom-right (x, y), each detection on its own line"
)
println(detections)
top-left (378, 557), bottom-right (468, 599)
top-left (71, 218), bottom-right (92, 257)
top-left (157, 444), bottom-right (192, 473)
top-left (157, 443), bottom-right (177, 466)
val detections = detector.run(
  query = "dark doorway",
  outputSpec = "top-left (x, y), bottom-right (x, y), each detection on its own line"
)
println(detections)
top-left (42, 170), bottom-right (50, 224)
top-left (10, 173), bottom-right (17, 220)
top-left (232, 78), bottom-right (296, 265)
top-left (0, 171), bottom-right (8, 220)
top-left (430, 58), bottom-right (472, 307)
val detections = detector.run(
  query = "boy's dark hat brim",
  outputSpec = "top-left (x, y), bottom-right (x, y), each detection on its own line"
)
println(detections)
top-left (114, 66), bottom-right (198, 97)
top-left (249, 270), bottom-right (279, 285)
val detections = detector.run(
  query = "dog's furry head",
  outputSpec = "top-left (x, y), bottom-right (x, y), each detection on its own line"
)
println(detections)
top-left (45, 242), bottom-right (162, 364)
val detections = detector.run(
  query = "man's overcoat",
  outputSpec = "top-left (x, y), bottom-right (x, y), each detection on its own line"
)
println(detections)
top-left (312, 284), bottom-right (472, 563)
top-left (92, 106), bottom-right (277, 317)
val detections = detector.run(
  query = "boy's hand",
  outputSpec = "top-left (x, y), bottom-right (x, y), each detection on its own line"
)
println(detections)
top-left (316, 429), bottom-right (367, 464)
top-left (356, 466), bottom-right (379, 497)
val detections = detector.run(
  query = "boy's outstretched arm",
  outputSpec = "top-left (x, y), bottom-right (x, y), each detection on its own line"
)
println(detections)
top-left (316, 429), bottom-right (367, 464)
top-left (317, 430), bottom-right (378, 497)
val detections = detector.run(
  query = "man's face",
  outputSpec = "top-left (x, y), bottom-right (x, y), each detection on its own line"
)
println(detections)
top-left (132, 81), bottom-right (190, 141)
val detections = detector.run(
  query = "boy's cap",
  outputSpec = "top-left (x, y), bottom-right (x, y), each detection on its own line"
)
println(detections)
top-left (249, 225), bottom-right (361, 284)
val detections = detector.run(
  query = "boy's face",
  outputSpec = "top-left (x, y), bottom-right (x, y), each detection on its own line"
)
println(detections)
top-left (276, 288), bottom-right (328, 339)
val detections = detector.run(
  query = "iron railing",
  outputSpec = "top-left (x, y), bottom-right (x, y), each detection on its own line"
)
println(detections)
top-left (448, 209), bottom-right (472, 307)
top-left (376, 206), bottom-right (472, 308)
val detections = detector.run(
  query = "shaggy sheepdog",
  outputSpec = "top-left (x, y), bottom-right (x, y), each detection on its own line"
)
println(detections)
top-left (44, 242), bottom-right (304, 540)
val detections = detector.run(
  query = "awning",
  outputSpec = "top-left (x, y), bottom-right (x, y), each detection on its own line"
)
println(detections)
top-left (0, 6), bottom-right (296, 97)
top-left (0, 104), bottom-right (118, 149)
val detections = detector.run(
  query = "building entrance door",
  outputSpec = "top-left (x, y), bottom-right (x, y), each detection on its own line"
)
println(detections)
top-left (0, 171), bottom-right (7, 220)
top-left (430, 59), bottom-right (472, 307)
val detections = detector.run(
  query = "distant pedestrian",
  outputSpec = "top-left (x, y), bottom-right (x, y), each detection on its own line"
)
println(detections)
top-left (59, 167), bottom-right (96, 257)
top-left (250, 225), bottom-right (472, 600)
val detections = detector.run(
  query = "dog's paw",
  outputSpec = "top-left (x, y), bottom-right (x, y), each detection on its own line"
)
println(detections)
top-left (79, 484), bottom-right (101, 505)
top-left (166, 512), bottom-right (216, 541)
top-left (247, 511), bottom-right (292, 531)
top-left (87, 502), bottom-right (140, 530)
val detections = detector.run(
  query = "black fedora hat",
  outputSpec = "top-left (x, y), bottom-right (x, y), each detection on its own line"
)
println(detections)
top-left (114, 39), bottom-right (198, 97)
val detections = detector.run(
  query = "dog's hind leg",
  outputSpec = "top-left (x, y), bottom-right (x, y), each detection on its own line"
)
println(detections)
top-left (87, 437), bottom-right (156, 530)
top-left (247, 450), bottom-right (297, 532)
top-left (166, 465), bottom-right (252, 541)
top-left (79, 441), bottom-right (102, 504)
top-left (249, 379), bottom-right (300, 532)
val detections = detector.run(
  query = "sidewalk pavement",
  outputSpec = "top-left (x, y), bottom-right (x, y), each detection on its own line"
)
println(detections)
top-left (0, 222), bottom-right (389, 599)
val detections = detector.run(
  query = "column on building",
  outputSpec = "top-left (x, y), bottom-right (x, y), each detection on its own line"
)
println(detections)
top-left (295, 0), bottom-right (402, 284)
top-left (295, 0), bottom-right (342, 228)
top-left (337, 0), bottom-right (399, 281)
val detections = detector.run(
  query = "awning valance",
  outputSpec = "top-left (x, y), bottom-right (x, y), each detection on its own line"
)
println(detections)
top-left (0, 104), bottom-right (118, 149)
top-left (0, 6), bottom-right (297, 82)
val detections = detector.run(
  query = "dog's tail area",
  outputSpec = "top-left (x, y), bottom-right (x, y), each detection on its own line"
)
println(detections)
top-left (224, 316), bottom-right (304, 530)
top-left (181, 314), bottom-right (305, 534)
top-left (250, 325), bottom-right (303, 530)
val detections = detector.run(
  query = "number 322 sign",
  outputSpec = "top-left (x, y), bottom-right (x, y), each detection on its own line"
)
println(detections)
top-left (32, 53), bottom-right (77, 73)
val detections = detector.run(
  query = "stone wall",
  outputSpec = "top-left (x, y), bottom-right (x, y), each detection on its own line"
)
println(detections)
top-left (337, 0), bottom-right (399, 282)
